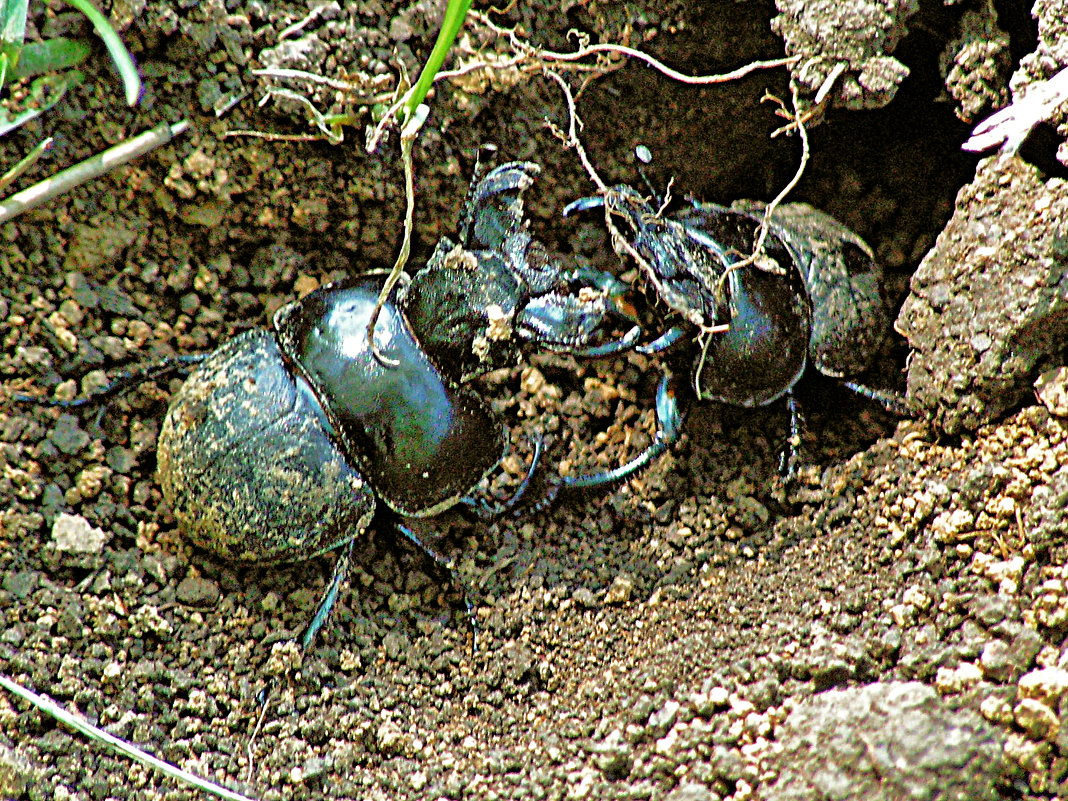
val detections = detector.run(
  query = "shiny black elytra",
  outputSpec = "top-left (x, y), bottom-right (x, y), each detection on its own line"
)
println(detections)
top-left (565, 185), bottom-right (907, 478)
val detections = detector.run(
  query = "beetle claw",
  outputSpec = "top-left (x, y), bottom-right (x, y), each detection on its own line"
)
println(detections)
top-left (461, 436), bottom-right (545, 520)
top-left (562, 195), bottom-right (606, 217)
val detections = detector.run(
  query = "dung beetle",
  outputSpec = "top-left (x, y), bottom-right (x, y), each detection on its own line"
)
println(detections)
top-left (565, 184), bottom-right (908, 478)
top-left (19, 161), bottom-right (673, 649)
top-left (156, 272), bottom-right (504, 647)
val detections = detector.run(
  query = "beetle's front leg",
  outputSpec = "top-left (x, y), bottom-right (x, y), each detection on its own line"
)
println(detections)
top-left (636, 326), bottom-right (690, 356)
top-left (512, 372), bottom-right (686, 514)
top-left (559, 372), bottom-right (686, 493)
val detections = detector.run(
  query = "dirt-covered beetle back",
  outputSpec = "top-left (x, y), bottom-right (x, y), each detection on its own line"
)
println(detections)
top-left (157, 329), bottom-right (375, 563)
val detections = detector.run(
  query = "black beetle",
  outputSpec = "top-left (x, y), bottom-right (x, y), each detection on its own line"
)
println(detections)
top-left (565, 184), bottom-right (907, 478)
top-left (20, 161), bottom-right (671, 649)
top-left (156, 272), bottom-right (503, 647)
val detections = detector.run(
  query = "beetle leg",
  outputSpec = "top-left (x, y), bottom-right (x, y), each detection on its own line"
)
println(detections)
top-left (15, 353), bottom-right (208, 430)
top-left (842, 381), bottom-right (912, 416)
top-left (570, 325), bottom-right (642, 358)
top-left (14, 353), bottom-right (207, 408)
top-left (562, 195), bottom-right (606, 217)
top-left (394, 522), bottom-right (479, 649)
top-left (300, 537), bottom-right (356, 650)
top-left (457, 161), bottom-right (540, 251)
top-left (778, 391), bottom-right (806, 482)
top-left (460, 436), bottom-right (545, 519)
top-left (636, 326), bottom-right (689, 355)
top-left (517, 291), bottom-right (641, 358)
top-left (548, 373), bottom-right (685, 501)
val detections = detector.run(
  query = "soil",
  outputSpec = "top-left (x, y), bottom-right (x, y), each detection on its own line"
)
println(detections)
top-left (1, 1), bottom-right (1066, 800)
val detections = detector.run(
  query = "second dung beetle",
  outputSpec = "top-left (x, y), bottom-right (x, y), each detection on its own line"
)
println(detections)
top-left (565, 181), bottom-right (908, 478)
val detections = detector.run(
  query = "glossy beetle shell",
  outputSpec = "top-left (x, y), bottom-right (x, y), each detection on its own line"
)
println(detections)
top-left (157, 275), bottom-right (504, 564)
top-left (276, 278), bottom-right (504, 518)
top-left (671, 203), bottom-right (811, 406)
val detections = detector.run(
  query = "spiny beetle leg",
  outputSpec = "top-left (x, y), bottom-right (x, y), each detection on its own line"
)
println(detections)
top-left (562, 195), bottom-right (606, 217)
top-left (570, 324), bottom-right (642, 358)
top-left (14, 353), bottom-right (207, 411)
top-left (543, 373), bottom-right (685, 506)
top-left (778, 392), bottom-right (806, 483)
top-left (842, 380), bottom-right (912, 416)
top-left (636, 326), bottom-right (689, 356)
top-left (395, 523), bottom-right (479, 651)
top-left (300, 537), bottom-right (356, 650)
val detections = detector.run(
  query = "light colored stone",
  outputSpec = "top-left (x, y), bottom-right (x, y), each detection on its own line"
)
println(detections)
top-left (51, 513), bottom-right (108, 553)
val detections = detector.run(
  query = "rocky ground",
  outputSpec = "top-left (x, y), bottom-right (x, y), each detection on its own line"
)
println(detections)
top-left (1, 1), bottom-right (1067, 799)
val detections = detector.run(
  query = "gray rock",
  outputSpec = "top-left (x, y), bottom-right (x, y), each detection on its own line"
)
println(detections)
top-left (765, 681), bottom-right (1006, 801)
top-left (897, 157), bottom-right (1068, 434)
top-left (666, 781), bottom-right (716, 801)
top-left (175, 575), bottom-right (221, 608)
top-left (50, 413), bottom-right (89, 455)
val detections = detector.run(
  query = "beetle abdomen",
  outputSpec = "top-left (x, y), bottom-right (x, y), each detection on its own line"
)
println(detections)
top-left (157, 330), bottom-right (374, 563)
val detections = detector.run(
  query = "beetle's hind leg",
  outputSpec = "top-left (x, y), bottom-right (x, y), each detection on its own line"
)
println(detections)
top-left (301, 525), bottom-right (479, 650)
top-left (14, 353), bottom-right (208, 428)
top-left (300, 537), bottom-right (357, 650)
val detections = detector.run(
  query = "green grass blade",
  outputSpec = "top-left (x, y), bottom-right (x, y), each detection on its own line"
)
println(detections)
top-left (401, 0), bottom-right (472, 123)
top-left (62, 0), bottom-right (140, 104)
top-left (0, 135), bottom-right (52, 191)
top-left (0, 0), bottom-right (28, 45)
top-left (12, 37), bottom-right (90, 77)
top-left (0, 674), bottom-right (259, 801)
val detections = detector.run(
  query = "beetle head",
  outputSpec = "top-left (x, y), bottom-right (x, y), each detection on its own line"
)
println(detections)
top-left (405, 162), bottom-right (634, 381)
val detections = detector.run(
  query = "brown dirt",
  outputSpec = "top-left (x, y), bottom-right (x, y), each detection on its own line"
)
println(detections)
top-left (1, 2), bottom-right (1064, 800)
